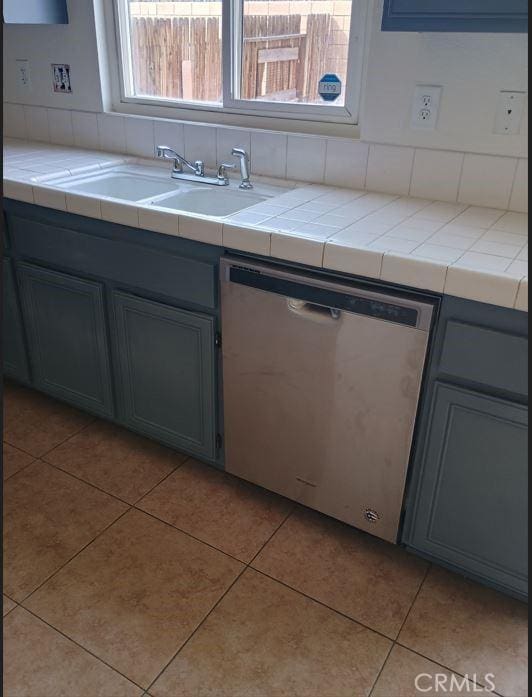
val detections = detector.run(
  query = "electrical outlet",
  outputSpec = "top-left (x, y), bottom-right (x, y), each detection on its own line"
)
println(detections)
top-left (411, 85), bottom-right (442, 130)
top-left (16, 59), bottom-right (31, 89)
top-left (494, 91), bottom-right (526, 135)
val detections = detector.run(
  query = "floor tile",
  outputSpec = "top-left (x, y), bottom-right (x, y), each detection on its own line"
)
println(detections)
top-left (138, 459), bottom-right (293, 562)
top-left (3, 442), bottom-right (34, 480)
top-left (4, 607), bottom-right (143, 697)
top-left (44, 420), bottom-right (187, 504)
top-left (3, 382), bottom-right (94, 457)
top-left (252, 507), bottom-right (428, 638)
top-left (152, 569), bottom-right (391, 697)
top-left (26, 509), bottom-right (243, 688)
top-left (4, 460), bottom-right (127, 601)
top-left (372, 645), bottom-right (494, 696)
top-left (3, 595), bottom-right (17, 617)
top-left (399, 567), bottom-right (528, 697)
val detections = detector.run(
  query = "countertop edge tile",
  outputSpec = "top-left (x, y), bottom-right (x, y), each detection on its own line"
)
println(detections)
top-left (3, 139), bottom-right (528, 312)
top-left (444, 266), bottom-right (520, 309)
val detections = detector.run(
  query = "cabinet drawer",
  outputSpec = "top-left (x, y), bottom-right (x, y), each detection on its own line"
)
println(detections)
top-left (10, 215), bottom-right (216, 310)
top-left (439, 321), bottom-right (528, 398)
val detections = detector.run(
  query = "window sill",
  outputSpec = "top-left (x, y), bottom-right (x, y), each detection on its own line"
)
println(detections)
top-left (112, 100), bottom-right (361, 139)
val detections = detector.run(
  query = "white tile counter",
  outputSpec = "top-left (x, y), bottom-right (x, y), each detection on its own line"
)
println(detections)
top-left (3, 138), bottom-right (528, 312)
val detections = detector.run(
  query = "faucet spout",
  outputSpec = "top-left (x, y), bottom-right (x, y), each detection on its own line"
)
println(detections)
top-left (156, 145), bottom-right (203, 176)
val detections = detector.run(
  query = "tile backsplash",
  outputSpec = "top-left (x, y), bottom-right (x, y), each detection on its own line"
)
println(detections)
top-left (3, 102), bottom-right (528, 213)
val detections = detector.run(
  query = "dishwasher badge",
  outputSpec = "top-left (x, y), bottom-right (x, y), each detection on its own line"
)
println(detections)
top-left (318, 74), bottom-right (342, 102)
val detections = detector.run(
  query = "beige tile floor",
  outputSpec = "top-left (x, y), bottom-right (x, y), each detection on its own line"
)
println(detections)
top-left (3, 381), bottom-right (529, 697)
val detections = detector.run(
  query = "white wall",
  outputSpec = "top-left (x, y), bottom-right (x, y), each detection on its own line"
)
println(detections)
top-left (2, 0), bottom-right (104, 112)
top-left (2, 0), bottom-right (529, 159)
top-left (361, 0), bottom-right (528, 157)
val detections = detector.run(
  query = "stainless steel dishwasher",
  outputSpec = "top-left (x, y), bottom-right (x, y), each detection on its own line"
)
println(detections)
top-left (220, 257), bottom-right (436, 543)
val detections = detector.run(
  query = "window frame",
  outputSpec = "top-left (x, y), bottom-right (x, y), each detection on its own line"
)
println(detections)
top-left (109, 0), bottom-right (368, 127)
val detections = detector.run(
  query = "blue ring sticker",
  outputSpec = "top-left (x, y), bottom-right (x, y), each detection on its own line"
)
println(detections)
top-left (318, 74), bottom-right (342, 102)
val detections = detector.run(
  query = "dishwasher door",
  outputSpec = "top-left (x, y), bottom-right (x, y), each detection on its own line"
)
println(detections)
top-left (220, 257), bottom-right (435, 543)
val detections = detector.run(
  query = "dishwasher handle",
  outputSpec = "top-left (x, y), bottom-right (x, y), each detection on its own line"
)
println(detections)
top-left (287, 298), bottom-right (341, 323)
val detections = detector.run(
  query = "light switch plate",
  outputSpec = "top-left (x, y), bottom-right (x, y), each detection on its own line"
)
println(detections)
top-left (52, 64), bottom-right (72, 94)
top-left (411, 85), bottom-right (442, 130)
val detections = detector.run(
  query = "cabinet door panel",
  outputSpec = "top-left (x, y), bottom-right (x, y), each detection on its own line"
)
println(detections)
top-left (3, 258), bottom-right (30, 382)
top-left (382, 0), bottom-right (528, 32)
top-left (3, 0), bottom-right (68, 24)
top-left (17, 263), bottom-right (114, 417)
top-left (112, 292), bottom-right (217, 460)
top-left (408, 383), bottom-right (528, 597)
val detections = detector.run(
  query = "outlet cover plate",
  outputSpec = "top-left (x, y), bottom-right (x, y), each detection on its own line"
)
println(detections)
top-left (16, 59), bottom-right (31, 89)
top-left (411, 85), bottom-right (442, 130)
top-left (494, 91), bottom-right (526, 135)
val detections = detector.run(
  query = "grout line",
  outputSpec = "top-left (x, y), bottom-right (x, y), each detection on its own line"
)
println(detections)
top-left (3, 411), bottom-right (97, 462)
top-left (17, 605), bottom-right (146, 693)
top-left (131, 505), bottom-right (246, 566)
top-left (144, 500), bottom-right (295, 693)
top-left (144, 565), bottom-right (249, 693)
top-left (19, 507), bottom-right (132, 606)
top-left (395, 561), bottom-right (431, 638)
top-left (455, 152), bottom-right (467, 205)
top-left (41, 450), bottom-right (190, 509)
top-left (367, 642), bottom-right (395, 697)
top-left (250, 566), bottom-right (397, 643)
top-left (2, 444), bottom-right (38, 482)
top-left (507, 158), bottom-right (520, 212)
top-left (368, 562), bottom-right (431, 697)
top-left (41, 457), bottom-right (141, 507)
top-left (393, 641), bottom-right (504, 696)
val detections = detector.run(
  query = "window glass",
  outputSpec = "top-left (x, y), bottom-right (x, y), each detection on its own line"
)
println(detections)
top-left (240, 0), bottom-right (352, 107)
top-left (126, 0), bottom-right (223, 104)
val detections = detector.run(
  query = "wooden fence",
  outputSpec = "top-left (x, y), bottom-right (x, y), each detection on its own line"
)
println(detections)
top-left (130, 14), bottom-right (333, 103)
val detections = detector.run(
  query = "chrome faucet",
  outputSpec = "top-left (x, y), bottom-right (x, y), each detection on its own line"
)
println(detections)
top-left (231, 147), bottom-right (253, 189)
top-left (156, 145), bottom-right (230, 186)
top-left (156, 146), bottom-right (204, 177)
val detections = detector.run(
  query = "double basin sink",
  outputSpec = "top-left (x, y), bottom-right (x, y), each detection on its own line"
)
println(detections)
top-left (48, 165), bottom-right (281, 218)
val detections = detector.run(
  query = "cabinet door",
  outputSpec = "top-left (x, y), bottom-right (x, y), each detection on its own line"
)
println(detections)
top-left (3, 258), bottom-right (30, 382)
top-left (3, 0), bottom-right (68, 24)
top-left (382, 0), bottom-right (528, 32)
top-left (112, 292), bottom-right (217, 460)
top-left (17, 263), bottom-right (114, 417)
top-left (407, 383), bottom-right (528, 598)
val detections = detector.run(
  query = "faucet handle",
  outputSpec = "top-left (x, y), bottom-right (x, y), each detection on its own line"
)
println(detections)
top-left (217, 162), bottom-right (236, 184)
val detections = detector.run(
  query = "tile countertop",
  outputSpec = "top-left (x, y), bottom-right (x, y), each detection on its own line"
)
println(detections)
top-left (3, 138), bottom-right (529, 312)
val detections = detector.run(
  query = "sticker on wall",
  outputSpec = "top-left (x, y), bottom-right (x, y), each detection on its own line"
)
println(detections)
top-left (52, 64), bottom-right (72, 94)
top-left (318, 74), bottom-right (342, 102)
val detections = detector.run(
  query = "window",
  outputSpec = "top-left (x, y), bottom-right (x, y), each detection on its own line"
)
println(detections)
top-left (113, 0), bottom-right (366, 124)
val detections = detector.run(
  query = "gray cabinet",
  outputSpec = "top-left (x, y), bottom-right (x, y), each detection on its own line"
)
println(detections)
top-left (403, 296), bottom-right (528, 601)
top-left (382, 0), bottom-right (528, 32)
top-left (3, 258), bottom-right (30, 383)
top-left (17, 263), bottom-right (114, 418)
top-left (3, 0), bottom-right (68, 24)
top-left (407, 383), bottom-right (528, 599)
top-left (112, 292), bottom-right (217, 460)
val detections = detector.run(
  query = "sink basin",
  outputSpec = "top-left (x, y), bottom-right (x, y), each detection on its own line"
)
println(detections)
top-left (151, 188), bottom-right (267, 216)
top-left (49, 170), bottom-right (180, 202)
